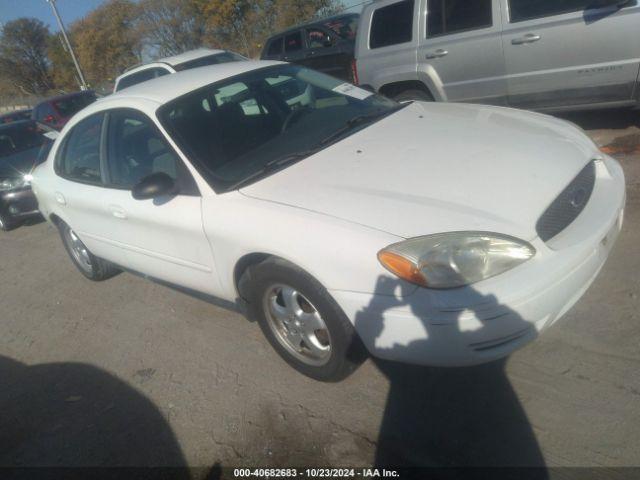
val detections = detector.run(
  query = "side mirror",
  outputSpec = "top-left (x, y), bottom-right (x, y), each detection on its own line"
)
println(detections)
top-left (132, 172), bottom-right (177, 200)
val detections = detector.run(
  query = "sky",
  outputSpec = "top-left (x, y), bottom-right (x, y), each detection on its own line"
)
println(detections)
top-left (0, 0), bottom-right (368, 31)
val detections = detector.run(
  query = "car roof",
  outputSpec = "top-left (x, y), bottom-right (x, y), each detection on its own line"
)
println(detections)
top-left (158, 48), bottom-right (227, 66)
top-left (103, 60), bottom-right (283, 107)
top-left (0, 119), bottom-right (35, 131)
top-left (35, 90), bottom-right (95, 106)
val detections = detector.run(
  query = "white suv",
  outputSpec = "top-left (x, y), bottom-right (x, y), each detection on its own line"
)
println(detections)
top-left (114, 48), bottom-right (246, 92)
top-left (355, 0), bottom-right (640, 111)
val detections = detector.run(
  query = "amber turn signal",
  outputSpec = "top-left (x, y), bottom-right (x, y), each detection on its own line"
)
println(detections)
top-left (377, 250), bottom-right (427, 286)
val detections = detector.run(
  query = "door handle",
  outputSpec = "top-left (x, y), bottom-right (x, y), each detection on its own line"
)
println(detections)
top-left (425, 49), bottom-right (448, 59)
top-left (109, 205), bottom-right (127, 219)
top-left (54, 192), bottom-right (66, 205)
top-left (512, 34), bottom-right (541, 45)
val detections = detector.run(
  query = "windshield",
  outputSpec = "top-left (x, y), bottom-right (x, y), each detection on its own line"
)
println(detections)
top-left (0, 122), bottom-right (51, 159)
top-left (52, 92), bottom-right (97, 118)
top-left (173, 52), bottom-right (246, 72)
top-left (159, 65), bottom-right (400, 192)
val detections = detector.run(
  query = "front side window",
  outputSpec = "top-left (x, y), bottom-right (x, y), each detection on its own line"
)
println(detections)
top-left (307, 28), bottom-right (332, 49)
top-left (106, 109), bottom-right (181, 188)
top-left (370, 0), bottom-right (415, 49)
top-left (159, 65), bottom-right (402, 192)
top-left (509, 0), bottom-right (620, 22)
top-left (285, 32), bottom-right (303, 52)
top-left (427, 0), bottom-right (493, 37)
top-left (58, 113), bottom-right (104, 184)
top-left (324, 15), bottom-right (359, 40)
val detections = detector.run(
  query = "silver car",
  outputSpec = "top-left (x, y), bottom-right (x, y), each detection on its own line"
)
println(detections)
top-left (355, 0), bottom-right (640, 112)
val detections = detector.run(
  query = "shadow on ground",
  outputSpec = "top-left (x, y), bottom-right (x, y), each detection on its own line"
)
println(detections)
top-left (0, 355), bottom-right (189, 475)
top-left (354, 276), bottom-right (548, 477)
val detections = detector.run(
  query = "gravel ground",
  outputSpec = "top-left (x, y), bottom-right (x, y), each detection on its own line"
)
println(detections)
top-left (0, 109), bottom-right (639, 474)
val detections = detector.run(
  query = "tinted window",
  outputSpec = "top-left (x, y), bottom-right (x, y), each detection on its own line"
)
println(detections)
top-left (370, 0), bottom-right (414, 49)
top-left (427, 0), bottom-right (492, 37)
top-left (509, 0), bottom-right (616, 22)
top-left (117, 68), bottom-right (169, 91)
top-left (0, 122), bottom-right (48, 158)
top-left (324, 15), bottom-right (359, 40)
top-left (52, 93), bottom-right (97, 118)
top-left (267, 37), bottom-right (284, 56)
top-left (59, 113), bottom-right (104, 184)
top-left (159, 65), bottom-right (400, 192)
top-left (307, 28), bottom-right (332, 49)
top-left (106, 110), bottom-right (180, 188)
top-left (285, 31), bottom-right (303, 52)
top-left (173, 52), bottom-right (246, 72)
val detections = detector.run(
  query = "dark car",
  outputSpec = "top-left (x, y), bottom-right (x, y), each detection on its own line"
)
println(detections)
top-left (261, 13), bottom-right (359, 82)
top-left (0, 109), bottom-right (33, 125)
top-left (32, 91), bottom-right (97, 131)
top-left (0, 120), bottom-right (53, 230)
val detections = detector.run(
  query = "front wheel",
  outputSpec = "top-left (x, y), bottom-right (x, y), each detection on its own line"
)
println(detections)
top-left (245, 258), bottom-right (365, 381)
top-left (392, 89), bottom-right (434, 103)
top-left (0, 214), bottom-right (17, 231)
top-left (58, 221), bottom-right (120, 281)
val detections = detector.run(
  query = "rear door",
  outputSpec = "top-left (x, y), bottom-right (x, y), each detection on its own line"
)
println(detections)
top-left (99, 108), bottom-right (218, 294)
top-left (417, 0), bottom-right (507, 104)
top-left (501, 0), bottom-right (640, 110)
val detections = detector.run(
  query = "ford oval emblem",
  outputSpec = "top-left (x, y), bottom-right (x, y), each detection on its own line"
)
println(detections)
top-left (569, 187), bottom-right (587, 209)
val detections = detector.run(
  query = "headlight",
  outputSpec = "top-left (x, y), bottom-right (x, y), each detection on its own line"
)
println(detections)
top-left (378, 232), bottom-right (536, 289)
top-left (0, 175), bottom-right (30, 191)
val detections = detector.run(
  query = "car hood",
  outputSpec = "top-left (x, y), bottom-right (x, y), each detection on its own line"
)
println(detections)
top-left (240, 102), bottom-right (598, 240)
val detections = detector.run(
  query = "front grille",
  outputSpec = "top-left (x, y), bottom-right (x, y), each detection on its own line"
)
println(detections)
top-left (536, 160), bottom-right (596, 242)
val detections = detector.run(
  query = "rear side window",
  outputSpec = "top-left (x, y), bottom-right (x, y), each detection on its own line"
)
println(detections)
top-left (53, 93), bottom-right (96, 118)
top-left (370, 0), bottom-right (415, 49)
top-left (509, 0), bottom-right (622, 22)
top-left (173, 52), bottom-right (245, 71)
top-left (267, 37), bottom-right (284, 56)
top-left (58, 113), bottom-right (104, 184)
top-left (116, 68), bottom-right (169, 91)
top-left (427, 0), bottom-right (492, 37)
top-left (285, 31), bottom-right (303, 52)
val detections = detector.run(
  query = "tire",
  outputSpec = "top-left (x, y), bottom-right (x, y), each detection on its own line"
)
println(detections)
top-left (0, 214), bottom-right (17, 231)
top-left (58, 221), bottom-right (120, 281)
top-left (392, 89), bottom-right (434, 103)
top-left (243, 258), bottom-right (366, 382)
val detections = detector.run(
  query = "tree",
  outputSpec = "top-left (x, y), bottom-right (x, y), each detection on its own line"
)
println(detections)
top-left (137, 0), bottom-right (207, 57)
top-left (71, 0), bottom-right (142, 88)
top-left (47, 32), bottom-right (79, 91)
top-left (198, 0), bottom-right (344, 58)
top-left (0, 18), bottom-right (54, 95)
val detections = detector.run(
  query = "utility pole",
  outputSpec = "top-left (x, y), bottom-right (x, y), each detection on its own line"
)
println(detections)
top-left (45, 0), bottom-right (88, 90)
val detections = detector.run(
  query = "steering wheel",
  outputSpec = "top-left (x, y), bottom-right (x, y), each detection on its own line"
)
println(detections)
top-left (281, 106), bottom-right (311, 134)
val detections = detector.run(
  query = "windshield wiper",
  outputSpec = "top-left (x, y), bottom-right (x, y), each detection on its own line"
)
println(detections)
top-left (225, 149), bottom-right (321, 191)
top-left (319, 107), bottom-right (402, 147)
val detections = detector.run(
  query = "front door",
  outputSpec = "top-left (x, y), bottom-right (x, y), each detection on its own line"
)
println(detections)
top-left (99, 108), bottom-right (219, 295)
top-left (501, 0), bottom-right (640, 110)
top-left (417, 0), bottom-right (507, 105)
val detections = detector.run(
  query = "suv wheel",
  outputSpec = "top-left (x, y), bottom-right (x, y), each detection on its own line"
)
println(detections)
top-left (0, 214), bottom-right (16, 231)
top-left (393, 89), bottom-right (434, 103)
top-left (58, 221), bottom-right (120, 281)
top-left (244, 258), bottom-right (365, 382)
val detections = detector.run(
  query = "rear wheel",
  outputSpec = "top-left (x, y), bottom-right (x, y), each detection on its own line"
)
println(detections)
top-left (58, 221), bottom-right (120, 281)
top-left (392, 89), bottom-right (434, 103)
top-left (244, 258), bottom-right (365, 381)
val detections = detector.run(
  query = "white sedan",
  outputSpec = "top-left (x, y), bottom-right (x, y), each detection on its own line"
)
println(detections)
top-left (32, 61), bottom-right (625, 381)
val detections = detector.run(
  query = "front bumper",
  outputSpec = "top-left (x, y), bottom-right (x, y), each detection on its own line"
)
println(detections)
top-left (0, 186), bottom-right (41, 225)
top-left (331, 156), bottom-right (626, 367)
